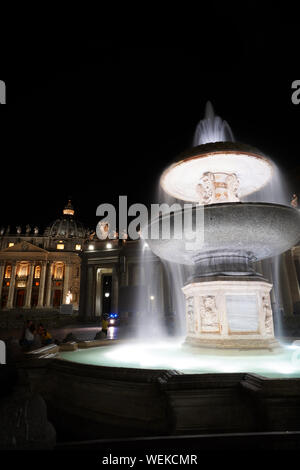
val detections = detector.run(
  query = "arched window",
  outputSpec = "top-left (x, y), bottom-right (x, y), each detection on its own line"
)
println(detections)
top-left (4, 265), bottom-right (11, 279)
top-left (34, 265), bottom-right (41, 279)
top-left (53, 262), bottom-right (64, 280)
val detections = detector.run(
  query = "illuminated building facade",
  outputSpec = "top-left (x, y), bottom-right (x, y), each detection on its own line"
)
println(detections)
top-left (0, 201), bottom-right (88, 310)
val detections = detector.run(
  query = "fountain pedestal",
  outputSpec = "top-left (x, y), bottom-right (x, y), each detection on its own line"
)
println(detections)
top-left (182, 277), bottom-right (280, 350)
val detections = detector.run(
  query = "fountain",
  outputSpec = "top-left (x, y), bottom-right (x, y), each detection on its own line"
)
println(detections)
top-left (147, 126), bottom-right (300, 349)
top-left (32, 104), bottom-right (300, 441)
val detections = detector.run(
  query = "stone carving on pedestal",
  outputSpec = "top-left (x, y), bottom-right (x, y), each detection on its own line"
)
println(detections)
top-left (262, 295), bottom-right (273, 336)
top-left (186, 296), bottom-right (194, 333)
top-left (200, 295), bottom-right (219, 333)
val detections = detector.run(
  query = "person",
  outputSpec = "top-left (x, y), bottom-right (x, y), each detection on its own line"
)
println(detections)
top-left (19, 320), bottom-right (32, 346)
top-left (38, 323), bottom-right (53, 345)
top-left (40, 328), bottom-right (53, 346)
top-left (101, 316), bottom-right (109, 336)
top-left (23, 322), bottom-right (36, 348)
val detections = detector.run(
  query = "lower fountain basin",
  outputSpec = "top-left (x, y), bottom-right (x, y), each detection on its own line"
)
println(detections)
top-left (146, 202), bottom-right (300, 267)
top-left (59, 340), bottom-right (300, 378)
top-left (31, 342), bottom-right (300, 441)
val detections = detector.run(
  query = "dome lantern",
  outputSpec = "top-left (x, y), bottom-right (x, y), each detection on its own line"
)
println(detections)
top-left (63, 199), bottom-right (75, 217)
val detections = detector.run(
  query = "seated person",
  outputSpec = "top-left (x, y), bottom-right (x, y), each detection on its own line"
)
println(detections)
top-left (23, 323), bottom-right (35, 348)
top-left (40, 328), bottom-right (53, 346)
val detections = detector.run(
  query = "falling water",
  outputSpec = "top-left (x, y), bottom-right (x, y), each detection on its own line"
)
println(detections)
top-left (134, 241), bottom-right (168, 339)
top-left (243, 163), bottom-right (291, 206)
top-left (193, 101), bottom-right (234, 146)
top-left (271, 255), bottom-right (284, 338)
top-left (161, 260), bottom-right (187, 336)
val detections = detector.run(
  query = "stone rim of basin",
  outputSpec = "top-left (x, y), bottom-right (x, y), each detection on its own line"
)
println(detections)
top-left (160, 141), bottom-right (273, 202)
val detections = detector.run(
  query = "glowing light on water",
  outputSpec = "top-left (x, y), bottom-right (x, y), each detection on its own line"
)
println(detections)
top-left (59, 342), bottom-right (300, 378)
top-left (193, 101), bottom-right (234, 146)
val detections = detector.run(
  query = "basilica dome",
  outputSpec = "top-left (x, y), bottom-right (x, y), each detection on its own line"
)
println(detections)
top-left (44, 200), bottom-right (89, 239)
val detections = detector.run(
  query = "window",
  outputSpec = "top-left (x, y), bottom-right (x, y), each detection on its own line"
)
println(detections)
top-left (34, 265), bottom-right (41, 279)
top-left (53, 262), bottom-right (64, 280)
top-left (56, 243), bottom-right (65, 250)
top-left (4, 265), bottom-right (11, 279)
top-left (75, 244), bottom-right (81, 251)
top-left (8, 242), bottom-right (14, 247)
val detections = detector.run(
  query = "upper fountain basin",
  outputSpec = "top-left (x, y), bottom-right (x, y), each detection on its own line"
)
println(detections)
top-left (160, 142), bottom-right (273, 202)
top-left (145, 203), bottom-right (300, 266)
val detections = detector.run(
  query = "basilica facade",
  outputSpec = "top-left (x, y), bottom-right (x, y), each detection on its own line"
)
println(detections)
top-left (0, 201), bottom-right (88, 311)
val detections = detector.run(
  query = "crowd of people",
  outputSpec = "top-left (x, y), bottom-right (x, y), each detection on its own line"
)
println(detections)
top-left (19, 320), bottom-right (53, 349)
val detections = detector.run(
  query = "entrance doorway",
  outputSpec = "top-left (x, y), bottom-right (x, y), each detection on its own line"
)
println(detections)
top-left (53, 290), bottom-right (62, 307)
top-left (95, 268), bottom-right (113, 317)
top-left (102, 275), bottom-right (112, 314)
top-left (31, 288), bottom-right (39, 307)
top-left (16, 289), bottom-right (25, 307)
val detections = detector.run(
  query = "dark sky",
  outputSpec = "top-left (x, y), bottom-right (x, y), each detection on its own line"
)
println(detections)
top-left (0, 6), bottom-right (299, 233)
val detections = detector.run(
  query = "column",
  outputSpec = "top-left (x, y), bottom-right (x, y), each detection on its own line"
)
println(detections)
top-left (78, 257), bottom-right (88, 319)
top-left (86, 264), bottom-right (95, 318)
top-left (45, 261), bottom-right (53, 307)
top-left (37, 261), bottom-right (47, 307)
top-left (95, 268), bottom-right (102, 317)
top-left (24, 262), bottom-right (35, 308)
top-left (0, 261), bottom-right (5, 304)
top-left (111, 267), bottom-right (119, 312)
top-left (6, 262), bottom-right (17, 309)
top-left (62, 263), bottom-right (71, 304)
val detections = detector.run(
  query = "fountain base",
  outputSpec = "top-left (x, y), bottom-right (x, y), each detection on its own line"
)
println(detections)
top-left (184, 336), bottom-right (281, 350)
top-left (182, 277), bottom-right (281, 350)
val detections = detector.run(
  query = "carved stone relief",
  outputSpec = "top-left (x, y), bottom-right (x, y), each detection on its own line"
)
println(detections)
top-left (200, 295), bottom-right (220, 332)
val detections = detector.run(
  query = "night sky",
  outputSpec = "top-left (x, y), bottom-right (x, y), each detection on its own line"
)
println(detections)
top-left (0, 7), bottom-right (299, 234)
